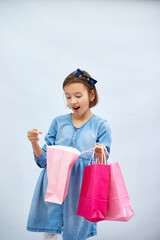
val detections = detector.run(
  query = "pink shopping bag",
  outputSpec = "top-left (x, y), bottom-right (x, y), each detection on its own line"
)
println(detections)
top-left (44, 145), bottom-right (80, 204)
top-left (77, 163), bottom-right (110, 222)
top-left (105, 162), bottom-right (135, 221)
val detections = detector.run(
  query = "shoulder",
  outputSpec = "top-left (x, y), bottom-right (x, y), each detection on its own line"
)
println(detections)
top-left (92, 115), bottom-right (111, 132)
top-left (93, 115), bottom-right (112, 149)
top-left (49, 114), bottom-right (71, 128)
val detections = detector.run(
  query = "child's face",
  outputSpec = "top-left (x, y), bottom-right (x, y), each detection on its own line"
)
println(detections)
top-left (64, 83), bottom-right (94, 117)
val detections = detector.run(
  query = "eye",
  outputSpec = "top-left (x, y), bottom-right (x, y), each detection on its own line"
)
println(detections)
top-left (66, 96), bottom-right (71, 99)
top-left (76, 96), bottom-right (81, 98)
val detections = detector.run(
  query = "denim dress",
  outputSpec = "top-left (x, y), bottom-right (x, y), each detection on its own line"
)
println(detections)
top-left (27, 114), bottom-right (112, 240)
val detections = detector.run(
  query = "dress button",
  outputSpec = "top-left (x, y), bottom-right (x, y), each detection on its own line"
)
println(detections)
top-left (61, 214), bottom-right (63, 217)
top-left (75, 128), bottom-right (78, 131)
top-left (71, 143), bottom-right (73, 146)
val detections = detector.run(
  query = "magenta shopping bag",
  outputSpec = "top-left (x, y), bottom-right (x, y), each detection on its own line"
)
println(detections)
top-left (44, 145), bottom-right (80, 204)
top-left (77, 163), bottom-right (110, 222)
top-left (105, 162), bottom-right (135, 222)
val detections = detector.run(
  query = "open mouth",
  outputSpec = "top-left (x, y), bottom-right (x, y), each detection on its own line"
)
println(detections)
top-left (73, 106), bottom-right (80, 111)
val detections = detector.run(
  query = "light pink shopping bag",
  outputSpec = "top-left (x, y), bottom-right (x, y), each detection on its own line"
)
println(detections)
top-left (44, 145), bottom-right (80, 204)
top-left (105, 162), bottom-right (135, 221)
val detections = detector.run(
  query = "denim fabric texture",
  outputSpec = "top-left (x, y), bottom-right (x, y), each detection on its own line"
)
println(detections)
top-left (27, 114), bottom-right (112, 240)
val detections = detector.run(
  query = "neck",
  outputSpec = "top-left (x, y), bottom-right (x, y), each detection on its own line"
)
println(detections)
top-left (71, 109), bottom-right (93, 122)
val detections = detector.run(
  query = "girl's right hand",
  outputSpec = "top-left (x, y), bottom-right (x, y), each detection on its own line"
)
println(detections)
top-left (27, 129), bottom-right (42, 143)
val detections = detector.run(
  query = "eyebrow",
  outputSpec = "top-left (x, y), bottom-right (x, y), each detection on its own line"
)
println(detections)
top-left (65, 92), bottom-right (82, 95)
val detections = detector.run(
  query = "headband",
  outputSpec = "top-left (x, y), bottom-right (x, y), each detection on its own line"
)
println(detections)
top-left (75, 68), bottom-right (97, 87)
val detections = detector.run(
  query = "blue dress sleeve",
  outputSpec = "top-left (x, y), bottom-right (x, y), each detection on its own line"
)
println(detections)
top-left (34, 118), bottom-right (57, 168)
top-left (96, 120), bottom-right (112, 155)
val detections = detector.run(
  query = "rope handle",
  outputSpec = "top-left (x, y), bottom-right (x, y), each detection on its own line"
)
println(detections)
top-left (102, 146), bottom-right (111, 164)
top-left (36, 131), bottom-right (111, 164)
top-left (101, 146), bottom-right (106, 165)
top-left (87, 146), bottom-right (110, 165)
top-left (36, 132), bottom-right (95, 154)
top-left (36, 131), bottom-right (48, 146)
top-left (80, 148), bottom-right (94, 155)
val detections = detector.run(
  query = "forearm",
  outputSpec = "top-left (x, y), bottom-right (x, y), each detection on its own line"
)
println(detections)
top-left (31, 142), bottom-right (42, 157)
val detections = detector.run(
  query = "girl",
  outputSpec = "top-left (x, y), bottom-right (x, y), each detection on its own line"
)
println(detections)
top-left (27, 69), bottom-right (112, 240)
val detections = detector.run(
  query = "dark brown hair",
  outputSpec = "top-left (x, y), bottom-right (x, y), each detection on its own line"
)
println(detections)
top-left (63, 70), bottom-right (98, 108)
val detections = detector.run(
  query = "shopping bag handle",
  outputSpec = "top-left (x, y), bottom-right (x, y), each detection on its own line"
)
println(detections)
top-left (36, 131), bottom-right (48, 146)
top-left (35, 132), bottom-right (111, 163)
top-left (101, 146), bottom-right (111, 165)
top-left (101, 146), bottom-right (107, 164)
top-left (87, 146), bottom-right (110, 165)
top-left (81, 148), bottom-right (94, 155)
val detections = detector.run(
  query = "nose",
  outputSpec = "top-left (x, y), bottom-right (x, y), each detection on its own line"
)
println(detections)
top-left (70, 97), bottom-right (77, 105)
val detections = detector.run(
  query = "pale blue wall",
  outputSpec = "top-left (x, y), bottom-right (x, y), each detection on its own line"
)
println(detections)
top-left (0, 1), bottom-right (160, 240)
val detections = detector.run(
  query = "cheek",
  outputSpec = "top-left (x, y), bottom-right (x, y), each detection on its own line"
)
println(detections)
top-left (66, 99), bottom-right (70, 106)
top-left (81, 97), bottom-right (90, 107)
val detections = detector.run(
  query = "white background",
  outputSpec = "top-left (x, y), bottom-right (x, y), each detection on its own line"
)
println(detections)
top-left (0, 0), bottom-right (160, 240)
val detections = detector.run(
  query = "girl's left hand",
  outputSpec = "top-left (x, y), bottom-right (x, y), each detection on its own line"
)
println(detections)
top-left (94, 143), bottom-right (107, 165)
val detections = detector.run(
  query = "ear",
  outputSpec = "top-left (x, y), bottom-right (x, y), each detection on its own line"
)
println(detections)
top-left (89, 90), bottom-right (95, 102)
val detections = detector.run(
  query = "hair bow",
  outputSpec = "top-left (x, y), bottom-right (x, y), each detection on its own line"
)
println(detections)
top-left (75, 69), bottom-right (97, 87)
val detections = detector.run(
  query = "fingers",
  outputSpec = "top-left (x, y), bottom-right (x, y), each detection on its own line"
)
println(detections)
top-left (97, 156), bottom-right (106, 165)
top-left (27, 129), bottom-right (42, 142)
top-left (94, 143), bottom-right (107, 165)
top-left (94, 143), bottom-right (104, 156)
top-left (97, 157), bottom-right (105, 165)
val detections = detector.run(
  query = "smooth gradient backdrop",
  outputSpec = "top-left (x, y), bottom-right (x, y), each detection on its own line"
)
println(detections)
top-left (0, 0), bottom-right (160, 240)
